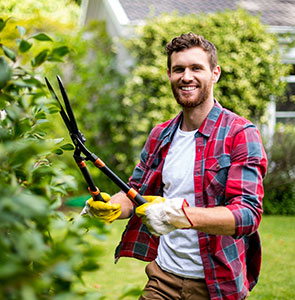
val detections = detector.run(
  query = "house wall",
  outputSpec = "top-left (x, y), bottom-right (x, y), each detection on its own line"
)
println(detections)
top-left (81, 0), bottom-right (120, 36)
top-left (80, 0), bottom-right (133, 73)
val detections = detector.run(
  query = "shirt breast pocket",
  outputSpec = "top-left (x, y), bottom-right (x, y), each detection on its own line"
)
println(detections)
top-left (204, 155), bottom-right (231, 205)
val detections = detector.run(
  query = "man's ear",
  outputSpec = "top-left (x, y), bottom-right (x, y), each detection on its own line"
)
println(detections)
top-left (212, 65), bottom-right (221, 83)
top-left (167, 68), bottom-right (171, 80)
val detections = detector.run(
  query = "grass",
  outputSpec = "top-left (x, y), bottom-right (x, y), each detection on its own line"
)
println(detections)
top-left (75, 219), bottom-right (147, 299)
top-left (75, 216), bottom-right (295, 300)
top-left (250, 216), bottom-right (295, 300)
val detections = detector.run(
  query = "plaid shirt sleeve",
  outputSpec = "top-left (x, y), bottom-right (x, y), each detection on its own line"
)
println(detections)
top-left (225, 121), bottom-right (267, 239)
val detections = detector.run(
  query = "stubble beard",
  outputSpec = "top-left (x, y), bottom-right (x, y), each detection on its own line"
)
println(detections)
top-left (172, 81), bottom-right (212, 108)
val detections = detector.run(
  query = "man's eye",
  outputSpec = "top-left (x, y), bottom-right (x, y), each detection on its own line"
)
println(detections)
top-left (174, 68), bottom-right (183, 73)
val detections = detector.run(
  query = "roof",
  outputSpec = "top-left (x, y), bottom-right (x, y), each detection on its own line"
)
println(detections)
top-left (118, 0), bottom-right (295, 27)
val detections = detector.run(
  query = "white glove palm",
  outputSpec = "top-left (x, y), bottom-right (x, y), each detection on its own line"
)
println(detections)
top-left (136, 197), bottom-right (192, 236)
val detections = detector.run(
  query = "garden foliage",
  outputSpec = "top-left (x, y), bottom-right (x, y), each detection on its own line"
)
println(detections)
top-left (263, 124), bottom-right (295, 215)
top-left (0, 19), bottom-right (106, 300)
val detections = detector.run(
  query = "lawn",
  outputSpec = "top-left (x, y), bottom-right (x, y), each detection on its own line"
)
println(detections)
top-left (75, 216), bottom-right (295, 300)
top-left (250, 216), bottom-right (295, 300)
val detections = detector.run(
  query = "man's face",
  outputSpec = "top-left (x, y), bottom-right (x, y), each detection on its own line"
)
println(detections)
top-left (167, 47), bottom-right (220, 108)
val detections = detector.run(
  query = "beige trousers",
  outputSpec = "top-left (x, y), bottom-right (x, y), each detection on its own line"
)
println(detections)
top-left (139, 260), bottom-right (210, 300)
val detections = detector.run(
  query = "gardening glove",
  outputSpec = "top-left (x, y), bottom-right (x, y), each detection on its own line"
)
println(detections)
top-left (136, 197), bottom-right (193, 236)
top-left (80, 192), bottom-right (121, 223)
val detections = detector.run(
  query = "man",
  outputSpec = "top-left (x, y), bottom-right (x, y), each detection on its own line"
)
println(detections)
top-left (82, 33), bottom-right (267, 300)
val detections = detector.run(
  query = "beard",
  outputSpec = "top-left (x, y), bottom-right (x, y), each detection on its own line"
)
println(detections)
top-left (171, 80), bottom-right (212, 108)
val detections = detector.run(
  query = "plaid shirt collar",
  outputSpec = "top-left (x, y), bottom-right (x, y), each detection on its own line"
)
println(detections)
top-left (161, 100), bottom-right (223, 147)
top-left (199, 100), bottom-right (223, 137)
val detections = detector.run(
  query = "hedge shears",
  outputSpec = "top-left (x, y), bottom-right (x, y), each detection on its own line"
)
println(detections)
top-left (45, 75), bottom-right (146, 206)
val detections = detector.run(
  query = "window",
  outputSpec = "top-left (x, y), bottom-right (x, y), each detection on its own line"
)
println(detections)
top-left (276, 65), bottom-right (295, 124)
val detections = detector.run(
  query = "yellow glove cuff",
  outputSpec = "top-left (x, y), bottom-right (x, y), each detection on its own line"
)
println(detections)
top-left (142, 195), bottom-right (165, 203)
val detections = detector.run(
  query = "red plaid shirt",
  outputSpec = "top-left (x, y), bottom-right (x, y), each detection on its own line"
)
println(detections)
top-left (115, 100), bottom-right (267, 300)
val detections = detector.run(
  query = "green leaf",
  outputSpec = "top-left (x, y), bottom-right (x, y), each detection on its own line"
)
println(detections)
top-left (30, 33), bottom-right (53, 42)
top-left (13, 79), bottom-right (33, 88)
top-left (0, 262), bottom-right (20, 279)
top-left (16, 25), bottom-right (26, 37)
top-left (0, 17), bottom-right (11, 33)
top-left (0, 56), bottom-right (12, 88)
top-left (1, 45), bottom-right (16, 62)
top-left (48, 105), bottom-right (60, 114)
top-left (48, 46), bottom-right (70, 61)
top-left (0, 18), bottom-right (5, 32)
top-left (53, 262), bottom-right (75, 281)
top-left (21, 285), bottom-right (37, 300)
top-left (53, 148), bottom-right (64, 155)
top-left (5, 103), bottom-right (21, 121)
top-left (60, 143), bottom-right (74, 150)
top-left (18, 40), bottom-right (32, 53)
top-left (52, 138), bottom-right (64, 144)
top-left (52, 46), bottom-right (70, 57)
top-left (0, 93), bottom-right (13, 109)
top-left (31, 50), bottom-right (49, 67)
top-left (23, 77), bottom-right (43, 88)
top-left (119, 285), bottom-right (143, 299)
top-left (35, 111), bottom-right (47, 120)
top-left (81, 260), bottom-right (99, 271)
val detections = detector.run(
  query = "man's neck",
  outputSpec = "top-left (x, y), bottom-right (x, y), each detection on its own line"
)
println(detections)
top-left (181, 98), bottom-right (214, 131)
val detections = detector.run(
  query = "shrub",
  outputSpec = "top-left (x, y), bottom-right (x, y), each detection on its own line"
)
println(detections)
top-left (0, 18), bottom-right (106, 299)
top-left (263, 124), bottom-right (295, 215)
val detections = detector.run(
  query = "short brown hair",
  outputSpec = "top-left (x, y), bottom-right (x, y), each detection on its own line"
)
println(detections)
top-left (165, 33), bottom-right (218, 71)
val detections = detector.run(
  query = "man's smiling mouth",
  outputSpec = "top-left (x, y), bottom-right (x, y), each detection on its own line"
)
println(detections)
top-left (180, 86), bottom-right (197, 91)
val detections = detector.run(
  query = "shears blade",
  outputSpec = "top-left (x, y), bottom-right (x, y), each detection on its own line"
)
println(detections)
top-left (56, 75), bottom-right (79, 135)
top-left (45, 76), bottom-right (78, 137)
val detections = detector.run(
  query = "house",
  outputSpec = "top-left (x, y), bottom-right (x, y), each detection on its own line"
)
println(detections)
top-left (80, 0), bottom-right (295, 130)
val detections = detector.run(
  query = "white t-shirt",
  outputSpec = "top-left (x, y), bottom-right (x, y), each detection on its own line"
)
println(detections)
top-left (155, 125), bottom-right (205, 279)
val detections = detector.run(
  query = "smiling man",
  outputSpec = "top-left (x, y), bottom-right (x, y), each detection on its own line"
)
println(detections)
top-left (169, 46), bottom-right (219, 109)
top-left (83, 33), bottom-right (267, 300)
top-left (167, 43), bottom-right (221, 130)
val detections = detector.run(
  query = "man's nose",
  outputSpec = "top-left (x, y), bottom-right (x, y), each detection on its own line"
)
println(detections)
top-left (182, 68), bottom-right (193, 81)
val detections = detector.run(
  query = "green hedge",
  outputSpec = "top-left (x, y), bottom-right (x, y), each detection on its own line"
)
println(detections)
top-left (263, 124), bottom-right (295, 215)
